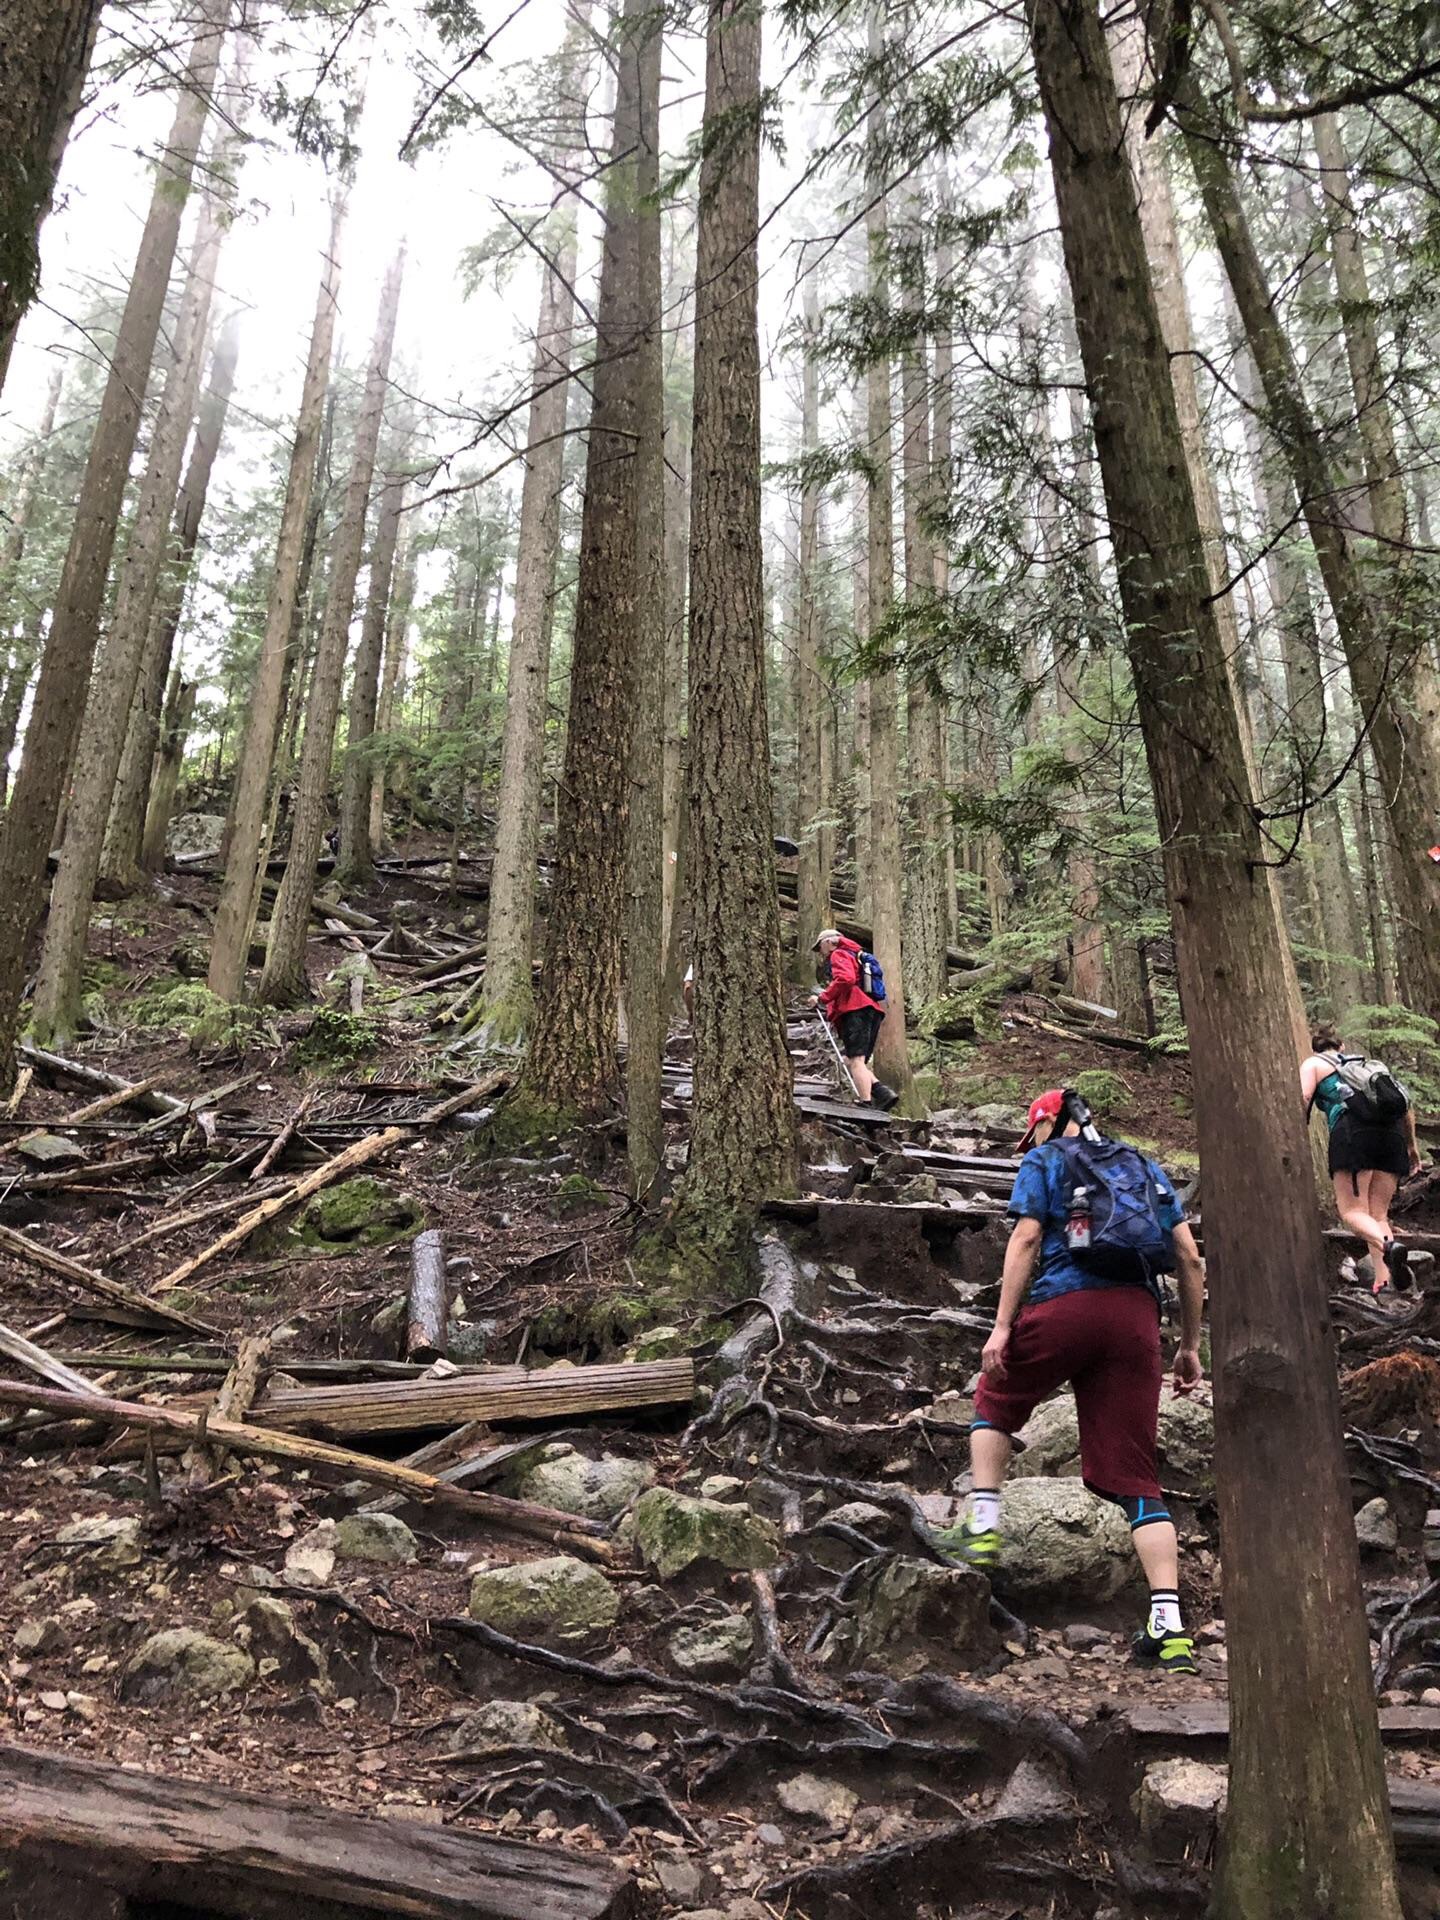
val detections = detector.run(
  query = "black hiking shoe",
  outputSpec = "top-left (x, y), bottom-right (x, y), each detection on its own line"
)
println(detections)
top-left (1132, 1626), bottom-right (1198, 1676)
top-left (869, 1083), bottom-right (899, 1112)
top-left (1386, 1240), bottom-right (1413, 1292)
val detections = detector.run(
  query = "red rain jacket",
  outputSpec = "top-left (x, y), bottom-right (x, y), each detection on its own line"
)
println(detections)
top-left (819, 936), bottom-right (882, 1021)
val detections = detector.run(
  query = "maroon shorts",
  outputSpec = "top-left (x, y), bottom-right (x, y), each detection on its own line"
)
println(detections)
top-left (973, 1285), bottom-right (1162, 1499)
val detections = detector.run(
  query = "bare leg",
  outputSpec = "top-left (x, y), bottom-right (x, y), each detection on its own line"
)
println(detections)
top-left (971, 1426), bottom-right (1013, 1492)
top-left (1132, 1518), bottom-right (1180, 1594)
top-left (847, 1054), bottom-right (875, 1101)
top-left (1365, 1169), bottom-right (1402, 1287)
top-left (1332, 1171), bottom-right (1388, 1284)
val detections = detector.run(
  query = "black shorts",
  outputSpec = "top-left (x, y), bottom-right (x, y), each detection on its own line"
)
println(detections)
top-left (1328, 1112), bottom-right (1409, 1183)
top-left (837, 1006), bottom-right (884, 1061)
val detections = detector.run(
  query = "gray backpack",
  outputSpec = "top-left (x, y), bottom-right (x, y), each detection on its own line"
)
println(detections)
top-left (1327, 1052), bottom-right (1409, 1127)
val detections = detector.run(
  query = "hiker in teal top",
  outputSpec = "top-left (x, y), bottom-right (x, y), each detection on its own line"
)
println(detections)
top-left (1301, 1022), bottom-right (1423, 1292)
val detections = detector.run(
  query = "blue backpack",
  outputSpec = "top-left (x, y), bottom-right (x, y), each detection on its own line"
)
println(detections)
top-left (1050, 1136), bottom-right (1174, 1293)
top-left (857, 950), bottom-right (886, 1003)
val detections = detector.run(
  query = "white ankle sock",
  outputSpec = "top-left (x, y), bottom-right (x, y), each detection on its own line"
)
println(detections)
top-left (1148, 1590), bottom-right (1182, 1636)
top-left (969, 1489), bottom-right (1001, 1533)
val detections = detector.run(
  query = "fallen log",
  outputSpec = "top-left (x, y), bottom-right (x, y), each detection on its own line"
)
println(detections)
top-left (17, 1045), bottom-right (187, 1117)
top-left (250, 1088), bottom-right (316, 1180)
top-left (0, 1744), bottom-right (640, 1920)
top-left (153, 1073), bottom-right (507, 1293)
top-left (188, 1331), bottom-right (272, 1482)
top-left (0, 1223), bottom-right (215, 1337)
top-left (253, 1356), bottom-right (695, 1438)
top-left (101, 1177), bottom-right (292, 1264)
top-left (0, 1380), bottom-right (615, 1551)
top-left (0, 1322), bottom-right (94, 1394)
top-left (407, 1228), bottom-right (449, 1362)
top-left (7, 1073), bottom-right (174, 1156)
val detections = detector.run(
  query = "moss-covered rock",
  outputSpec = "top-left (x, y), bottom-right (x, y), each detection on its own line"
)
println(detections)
top-left (625, 1325), bottom-right (689, 1362)
top-left (128, 979), bottom-right (265, 1051)
top-left (506, 1444), bottom-right (654, 1522)
top-left (288, 1176), bottom-right (424, 1251)
top-left (632, 1488), bottom-right (779, 1579)
top-left (333, 1512), bottom-right (417, 1564)
top-left (467, 1555), bottom-right (619, 1646)
top-left (815, 1555), bottom-right (994, 1675)
top-left (447, 1700), bottom-right (569, 1752)
top-left (120, 1629), bottom-right (254, 1702)
top-left (667, 1612), bottom-right (754, 1679)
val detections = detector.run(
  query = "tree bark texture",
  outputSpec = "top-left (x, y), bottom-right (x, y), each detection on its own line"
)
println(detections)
top-left (792, 275), bottom-right (829, 983)
top-left (661, 363), bottom-right (691, 959)
top-left (105, 308), bottom-right (241, 887)
top-left (369, 521), bottom-right (417, 853)
top-left (524, 7), bottom-right (647, 1113)
top-left (862, 11), bottom-right (915, 1106)
top-left (0, 0), bottom-right (102, 393)
top-left (0, 0), bottom-right (230, 1082)
top-left (34, 157), bottom-right (233, 1040)
top-left (337, 431), bottom-right (409, 885)
top-left (930, 168), bottom-right (958, 945)
top-left (208, 189), bottom-right (346, 1002)
top-left (259, 243), bottom-right (405, 1006)
top-left (141, 671), bottom-right (197, 872)
top-left (1030, 7), bottom-right (1403, 1917)
top-left (1172, 76), bottom-right (1440, 1026)
top-left (481, 21), bottom-right (593, 1040)
top-left (680, 0), bottom-right (796, 1209)
top-left (623, 0), bottom-right (666, 1194)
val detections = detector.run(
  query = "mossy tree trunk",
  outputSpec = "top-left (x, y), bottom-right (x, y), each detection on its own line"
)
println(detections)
top-left (792, 274), bottom-right (829, 985)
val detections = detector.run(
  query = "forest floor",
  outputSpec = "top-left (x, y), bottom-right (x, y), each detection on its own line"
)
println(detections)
top-left (2, 838), bottom-right (1439, 1919)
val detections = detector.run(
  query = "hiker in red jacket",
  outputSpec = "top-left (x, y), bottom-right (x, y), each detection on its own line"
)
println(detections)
top-left (806, 929), bottom-right (898, 1110)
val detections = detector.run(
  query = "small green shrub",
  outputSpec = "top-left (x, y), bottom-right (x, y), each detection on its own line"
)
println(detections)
top-left (292, 1006), bottom-right (382, 1067)
top-left (128, 979), bottom-right (265, 1050)
top-left (1072, 1069), bottom-right (1132, 1116)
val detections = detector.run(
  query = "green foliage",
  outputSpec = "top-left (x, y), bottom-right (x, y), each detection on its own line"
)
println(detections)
top-left (128, 980), bottom-right (265, 1051)
top-left (1072, 1069), bottom-right (1133, 1117)
top-left (292, 1007), bottom-right (382, 1067)
top-left (1341, 1004), bottom-right (1440, 1111)
top-left (554, 1172), bottom-right (606, 1216)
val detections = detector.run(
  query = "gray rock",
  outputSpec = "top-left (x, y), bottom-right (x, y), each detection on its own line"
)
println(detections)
top-left (235, 1597), bottom-right (329, 1691)
top-left (333, 1512), bottom-right (417, 1565)
top-left (625, 1325), bottom-right (689, 1362)
top-left (508, 1444), bottom-right (654, 1522)
top-left (655, 1857), bottom-right (707, 1906)
top-left (1063, 1622), bottom-right (1111, 1652)
top-left (13, 1617), bottom-right (66, 1656)
top-left (816, 1555), bottom-right (994, 1676)
top-left (776, 1772), bottom-right (859, 1826)
top-left (446, 1700), bottom-right (568, 1752)
top-left (1355, 1497), bottom-right (1399, 1553)
top-left (994, 1478), bottom-right (1140, 1606)
top-left (447, 1319), bottom-right (497, 1363)
top-left (1135, 1758), bottom-right (1228, 1854)
top-left (1013, 1390), bottom-right (1214, 1491)
top-left (993, 1757), bottom-right (1074, 1828)
top-left (755, 1824), bottom-right (785, 1849)
top-left (970, 1103), bottom-right (1027, 1133)
top-left (698, 1475), bottom-right (745, 1502)
top-left (632, 1488), bottom-right (779, 1579)
top-left (371, 1295), bottom-right (407, 1342)
top-left (668, 1613), bottom-right (754, 1679)
top-left (467, 1555), bottom-right (619, 1646)
top-left (167, 812), bottom-right (227, 858)
top-left (55, 1514), bottom-right (142, 1568)
top-left (120, 1629), bottom-right (254, 1702)
top-left (15, 1132), bottom-right (86, 1165)
top-left (284, 1523), bottom-right (336, 1587)
top-left (820, 1501), bottom-right (890, 1533)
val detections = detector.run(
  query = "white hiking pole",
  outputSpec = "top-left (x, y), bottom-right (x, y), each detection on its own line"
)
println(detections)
top-left (816, 1012), bottom-right (861, 1102)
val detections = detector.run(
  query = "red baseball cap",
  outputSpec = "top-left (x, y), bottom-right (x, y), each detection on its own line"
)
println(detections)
top-left (1019, 1088), bottom-right (1066, 1148)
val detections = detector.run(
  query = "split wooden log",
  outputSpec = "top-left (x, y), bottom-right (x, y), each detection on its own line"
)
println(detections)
top-left (0, 1223), bottom-right (216, 1337)
top-left (416, 939), bottom-right (487, 979)
top-left (0, 1744), bottom-right (640, 1920)
top-left (152, 1073), bottom-right (507, 1294)
top-left (186, 1331), bottom-right (272, 1483)
top-left (252, 1357), bottom-right (695, 1439)
top-left (17, 1045), bottom-right (187, 1117)
top-left (407, 1228), bottom-right (449, 1362)
top-left (0, 1322), bottom-right (94, 1394)
top-left (0, 1380), bottom-right (616, 1553)
top-left (250, 1089), bottom-right (316, 1180)
top-left (4, 1065), bottom-right (32, 1117)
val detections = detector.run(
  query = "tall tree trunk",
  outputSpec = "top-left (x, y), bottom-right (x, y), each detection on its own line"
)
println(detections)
top-left (481, 16), bottom-right (592, 1040)
top-left (1171, 69), bottom-right (1440, 1025)
top-left (141, 669), bottom-right (197, 870)
top-left (258, 243), bottom-right (405, 1005)
top-left (208, 189), bottom-right (346, 1002)
top-left (0, 363), bottom-right (62, 632)
top-left (34, 137), bottom-right (235, 1040)
top-left (792, 275), bottom-right (829, 981)
top-left (850, 405), bottom-right (871, 921)
top-left (623, 0), bottom-right (665, 1195)
top-left (0, 0), bottom-right (229, 1080)
top-left (862, 11), bottom-right (914, 1106)
top-left (679, 0), bottom-right (796, 1210)
top-left (105, 308), bottom-right (241, 888)
top-left (1030, 8), bottom-right (1403, 1917)
top-left (369, 521), bottom-right (416, 854)
top-left (930, 162), bottom-right (958, 948)
top-left (524, 1), bottom-right (648, 1114)
top-left (336, 426), bottom-right (409, 886)
top-left (0, 0), bottom-right (102, 393)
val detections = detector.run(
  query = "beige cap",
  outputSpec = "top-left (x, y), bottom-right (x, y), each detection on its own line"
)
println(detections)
top-left (810, 928), bottom-right (842, 951)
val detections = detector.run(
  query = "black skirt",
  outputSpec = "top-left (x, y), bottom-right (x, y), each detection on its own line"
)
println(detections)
top-left (1328, 1111), bottom-right (1410, 1182)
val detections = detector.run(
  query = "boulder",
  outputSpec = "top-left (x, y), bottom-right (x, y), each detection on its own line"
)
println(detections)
top-left (776, 1773), bottom-right (859, 1826)
top-left (120, 1629), bottom-right (254, 1703)
top-left (448, 1319), bottom-right (497, 1363)
top-left (13, 1617), bottom-right (66, 1656)
top-left (698, 1475), bottom-right (745, 1502)
top-left (1011, 1389), bottom-right (1214, 1492)
top-left (668, 1613), bottom-right (755, 1679)
top-left (1354, 1497), bottom-right (1399, 1552)
top-left (1134, 1758), bottom-right (1227, 1855)
top-left (167, 812), bottom-right (227, 859)
top-left (446, 1700), bottom-right (568, 1753)
top-left (969, 1103), bottom-right (1027, 1134)
top-left (467, 1555), bottom-right (619, 1646)
top-left (993, 1478), bottom-right (1140, 1606)
top-left (632, 1489), bottom-right (779, 1579)
top-left (285, 1522), bottom-right (337, 1587)
top-left (333, 1512), bottom-right (418, 1565)
top-left (289, 1177), bottom-right (423, 1251)
top-left (15, 1133), bottom-right (86, 1165)
top-left (816, 1555), bottom-right (994, 1676)
top-left (993, 1757), bottom-right (1074, 1829)
top-left (235, 1597), bottom-right (329, 1691)
top-left (507, 1445), bottom-right (654, 1522)
top-left (55, 1514), bottom-right (142, 1569)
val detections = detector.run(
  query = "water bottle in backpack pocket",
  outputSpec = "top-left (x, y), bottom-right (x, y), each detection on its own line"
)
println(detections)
top-left (1051, 1137), bottom-right (1175, 1296)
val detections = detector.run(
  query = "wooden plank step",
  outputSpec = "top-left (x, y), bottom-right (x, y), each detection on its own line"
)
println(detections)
top-left (255, 1357), bottom-right (695, 1438)
top-left (762, 1197), bottom-right (997, 1233)
top-left (1101, 1700), bottom-right (1440, 1749)
top-left (0, 1743), bottom-right (638, 1919)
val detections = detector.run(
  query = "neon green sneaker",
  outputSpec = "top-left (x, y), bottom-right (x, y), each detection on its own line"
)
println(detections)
top-left (933, 1521), bottom-right (1001, 1571)
top-left (1132, 1627), bottom-right (1198, 1675)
